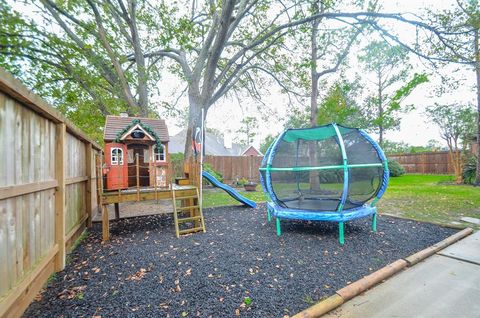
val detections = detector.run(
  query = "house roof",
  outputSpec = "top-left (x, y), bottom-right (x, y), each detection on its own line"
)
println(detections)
top-left (169, 129), bottom-right (246, 156)
top-left (241, 145), bottom-right (263, 156)
top-left (104, 115), bottom-right (169, 142)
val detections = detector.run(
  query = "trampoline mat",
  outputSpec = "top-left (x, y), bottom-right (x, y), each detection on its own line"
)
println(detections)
top-left (282, 198), bottom-right (360, 211)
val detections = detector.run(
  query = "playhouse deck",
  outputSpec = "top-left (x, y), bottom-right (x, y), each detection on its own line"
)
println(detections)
top-left (99, 184), bottom-right (200, 240)
top-left (101, 184), bottom-right (197, 204)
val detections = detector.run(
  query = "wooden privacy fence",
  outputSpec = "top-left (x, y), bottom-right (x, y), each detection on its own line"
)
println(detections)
top-left (204, 152), bottom-right (456, 180)
top-left (0, 68), bottom-right (101, 317)
top-left (388, 151), bottom-right (455, 174)
top-left (204, 155), bottom-right (263, 183)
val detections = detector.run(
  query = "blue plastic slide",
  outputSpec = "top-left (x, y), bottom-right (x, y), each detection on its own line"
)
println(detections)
top-left (202, 171), bottom-right (257, 208)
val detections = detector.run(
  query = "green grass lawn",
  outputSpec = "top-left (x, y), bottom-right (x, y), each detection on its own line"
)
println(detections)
top-left (377, 174), bottom-right (480, 228)
top-left (203, 175), bottom-right (480, 228)
top-left (202, 186), bottom-right (267, 208)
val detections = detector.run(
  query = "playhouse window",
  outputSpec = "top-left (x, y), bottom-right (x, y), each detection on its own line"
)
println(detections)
top-left (111, 148), bottom-right (124, 165)
top-left (154, 144), bottom-right (166, 162)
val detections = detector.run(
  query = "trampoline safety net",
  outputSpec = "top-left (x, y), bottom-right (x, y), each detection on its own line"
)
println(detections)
top-left (259, 124), bottom-right (388, 212)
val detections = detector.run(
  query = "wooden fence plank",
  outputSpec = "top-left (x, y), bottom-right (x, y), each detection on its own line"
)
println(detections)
top-left (65, 176), bottom-right (88, 185)
top-left (203, 155), bottom-right (262, 183)
top-left (0, 200), bottom-right (8, 297)
top-left (54, 123), bottom-right (66, 271)
top-left (0, 245), bottom-right (58, 318)
top-left (388, 151), bottom-right (454, 174)
top-left (85, 143), bottom-right (93, 227)
top-left (0, 180), bottom-right (58, 200)
top-left (0, 68), bottom-right (100, 317)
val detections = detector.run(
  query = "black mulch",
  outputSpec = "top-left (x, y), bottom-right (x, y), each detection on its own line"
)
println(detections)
top-left (24, 203), bottom-right (457, 318)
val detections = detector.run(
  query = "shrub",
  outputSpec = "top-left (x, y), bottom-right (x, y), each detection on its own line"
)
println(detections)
top-left (388, 159), bottom-right (405, 177)
top-left (462, 155), bottom-right (477, 185)
top-left (203, 163), bottom-right (223, 183)
top-left (237, 177), bottom-right (248, 186)
top-left (170, 153), bottom-right (185, 178)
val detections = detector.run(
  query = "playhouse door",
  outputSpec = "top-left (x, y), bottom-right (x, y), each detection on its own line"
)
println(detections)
top-left (105, 143), bottom-right (128, 190)
top-left (127, 145), bottom-right (150, 187)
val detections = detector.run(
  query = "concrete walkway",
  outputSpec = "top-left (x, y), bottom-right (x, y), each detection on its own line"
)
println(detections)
top-left (325, 231), bottom-right (480, 318)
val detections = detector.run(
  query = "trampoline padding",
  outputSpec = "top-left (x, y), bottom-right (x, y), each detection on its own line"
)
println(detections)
top-left (268, 201), bottom-right (376, 222)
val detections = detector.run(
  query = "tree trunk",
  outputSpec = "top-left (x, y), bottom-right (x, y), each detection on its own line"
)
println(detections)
top-left (309, 1), bottom-right (321, 192)
top-left (184, 92), bottom-right (205, 160)
top-left (128, 1), bottom-right (148, 117)
top-left (474, 28), bottom-right (480, 186)
top-left (454, 139), bottom-right (462, 184)
top-left (378, 75), bottom-right (384, 146)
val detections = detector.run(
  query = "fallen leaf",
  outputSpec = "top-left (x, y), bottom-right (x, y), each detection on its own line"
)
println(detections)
top-left (126, 268), bottom-right (147, 281)
top-left (159, 303), bottom-right (169, 309)
top-left (57, 286), bottom-right (86, 300)
top-left (235, 309), bottom-right (240, 316)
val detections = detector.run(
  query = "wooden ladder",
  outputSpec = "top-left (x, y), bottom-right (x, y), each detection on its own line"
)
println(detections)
top-left (172, 187), bottom-right (206, 238)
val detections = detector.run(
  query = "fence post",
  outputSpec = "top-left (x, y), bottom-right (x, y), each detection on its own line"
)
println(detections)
top-left (54, 123), bottom-right (66, 271)
top-left (85, 143), bottom-right (93, 228)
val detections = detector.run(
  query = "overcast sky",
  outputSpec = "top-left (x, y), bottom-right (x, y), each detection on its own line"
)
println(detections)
top-left (12, 0), bottom-right (477, 148)
top-left (161, 0), bottom-right (477, 148)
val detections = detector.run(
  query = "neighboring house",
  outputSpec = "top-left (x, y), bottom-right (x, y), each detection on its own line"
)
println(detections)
top-left (241, 145), bottom-right (263, 156)
top-left (169, 129), bottom-right (255, 156)
top-left (103, 114), bottom-right (170, 189)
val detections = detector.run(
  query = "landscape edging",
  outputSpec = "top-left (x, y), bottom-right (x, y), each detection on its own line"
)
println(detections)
top-left (292, 227), bottom-right (474, 318)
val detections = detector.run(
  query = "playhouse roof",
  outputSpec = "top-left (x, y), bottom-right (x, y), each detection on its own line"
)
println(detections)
top-left (104, 115), bottom-right (169, 142)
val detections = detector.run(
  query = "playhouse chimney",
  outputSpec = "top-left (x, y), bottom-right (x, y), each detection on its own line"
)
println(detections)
top-left (120, 112), bottom-right (128, 117)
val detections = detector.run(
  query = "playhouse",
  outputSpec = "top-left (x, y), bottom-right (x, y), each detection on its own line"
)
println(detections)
top-left (103, 114), bottom-right (170, 190)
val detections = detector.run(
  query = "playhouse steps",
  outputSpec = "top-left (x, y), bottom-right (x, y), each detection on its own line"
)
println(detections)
top-left (176, 205), bottom-right (200, 211)
top-left (179, 227), bottom-right (205, 235)
top-left (172, 187), bottom-right (206, 238)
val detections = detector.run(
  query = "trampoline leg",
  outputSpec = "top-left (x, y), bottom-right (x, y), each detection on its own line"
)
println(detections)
top-left (267, 206), bottom-right (271, 222)
top-left (339, 222), bottom-right (344, 245)
top-left (276, 218), bottom-right (281, 236)
top-left (372, 213), bottom-right (377, 232)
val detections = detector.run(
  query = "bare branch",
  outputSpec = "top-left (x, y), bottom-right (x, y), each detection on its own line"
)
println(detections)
top-left (316, 28), bottom-right (362, 78)
top-left (86, 0), bottom-right (138, 109)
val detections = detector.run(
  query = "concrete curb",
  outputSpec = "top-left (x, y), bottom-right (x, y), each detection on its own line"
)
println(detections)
top-left (404, 227), bottom-right (473, 266)
top-left (292, 294), bottom-right (344, 318)
top-left (336, 259), bottom-right (408, 301)
top-left (292, 227), bottom-right (474, 318)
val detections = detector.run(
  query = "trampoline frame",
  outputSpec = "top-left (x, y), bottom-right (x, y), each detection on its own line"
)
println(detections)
top-left (259, 123), bottom-right (389, 244)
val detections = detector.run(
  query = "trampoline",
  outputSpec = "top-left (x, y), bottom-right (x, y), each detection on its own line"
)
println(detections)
top-left (259, 123), bottom-right (389, 244)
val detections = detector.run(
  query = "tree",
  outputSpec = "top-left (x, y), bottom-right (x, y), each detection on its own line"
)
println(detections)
top-left (260, 134), bottom-right (276, 154)
top-left (0, 0), bottom-right (164, 140)
top-left (426, 103), bottom-right (476, 183)
top-left (150, 0), bottom-right (468, 159)
top-left (358, 41), bottom-right (428, 145)
top-left (426, 1), bottom-right (480, 184)
top-left (235, 116), bottom-right (258, 146)
top-left (284, 105), bottom-right (310, 129)
top-left (316, 79), bottom-right (365, 127)
top-left (2, 0), bottom-right (465, 156)
top-left (3, 0), bottom-right (164, 115)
